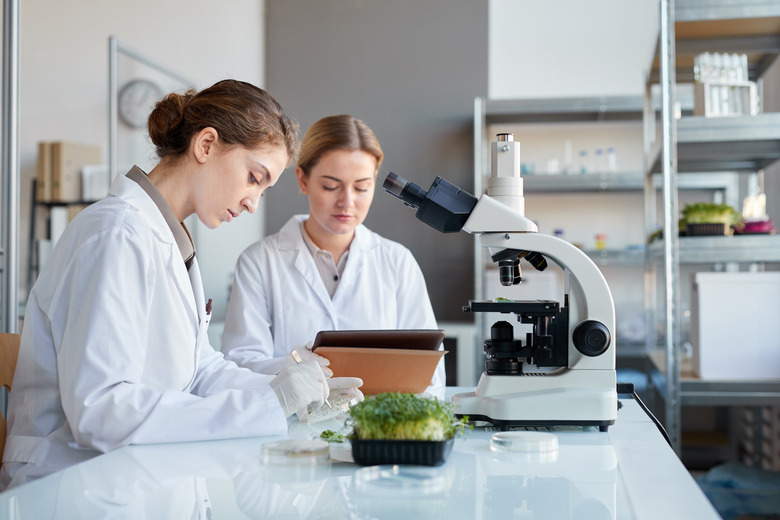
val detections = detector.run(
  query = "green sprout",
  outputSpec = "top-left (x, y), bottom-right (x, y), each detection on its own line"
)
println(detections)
top-left (319, 429), bottom-right (346, 443)
top-left (347, 392), bottom-right (470, 441)
top-left (649, 202), bottom-right (743, 243)
top-left (681, 202), bottom-right (742, 226)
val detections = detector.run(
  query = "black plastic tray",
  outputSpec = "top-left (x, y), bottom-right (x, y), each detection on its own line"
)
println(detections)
top-left (351, 438), bottom-right (454, 466)
top-left (685, 223), bottom-right (728, 236)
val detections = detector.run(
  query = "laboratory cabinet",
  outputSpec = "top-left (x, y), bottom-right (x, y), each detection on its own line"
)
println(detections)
top-left (643, 0), bottom-right (780, 458)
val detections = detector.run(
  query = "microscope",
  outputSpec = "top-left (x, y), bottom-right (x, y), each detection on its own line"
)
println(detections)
top-left (383, 133), bottom-right (617, 431)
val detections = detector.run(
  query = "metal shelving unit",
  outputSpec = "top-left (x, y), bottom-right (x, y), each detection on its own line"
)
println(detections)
top-left (522, 173), bottom-right (645, 193)
top-left (643, 0), bottom-right (780, 454)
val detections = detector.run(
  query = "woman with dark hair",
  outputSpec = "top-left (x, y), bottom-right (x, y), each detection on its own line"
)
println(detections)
top-left (222, 115), bottom-right (444, 394)
top-left (1, 81), bottom-right (360, 490)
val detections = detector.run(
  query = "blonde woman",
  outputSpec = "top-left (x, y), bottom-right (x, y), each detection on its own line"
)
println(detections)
top-left (222, 115), bottom-right (445, 395)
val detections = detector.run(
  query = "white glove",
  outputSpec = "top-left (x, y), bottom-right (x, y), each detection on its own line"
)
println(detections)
top-left (285, 343), bottom-right (333, 377)
top-left (269, 360), bottom-right (329, 418)
top-left (328, 377), bottom-right (365, 403)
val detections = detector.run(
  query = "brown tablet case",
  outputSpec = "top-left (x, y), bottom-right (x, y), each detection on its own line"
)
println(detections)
top-left (311, 330), bottom-right (447, 395)
top-left (311, 329), bottom-right (445, 351)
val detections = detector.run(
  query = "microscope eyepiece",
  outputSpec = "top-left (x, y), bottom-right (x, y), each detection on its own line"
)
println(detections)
top-left (382, 172), bottom-right (479, 233)
top-left (383, 172), bottom-right (428, 209)
top-left (383, 172), bottom-right (408, 199)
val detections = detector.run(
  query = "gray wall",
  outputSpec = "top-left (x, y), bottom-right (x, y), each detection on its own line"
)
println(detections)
top-left (266, 0), bottom-right (488, 322)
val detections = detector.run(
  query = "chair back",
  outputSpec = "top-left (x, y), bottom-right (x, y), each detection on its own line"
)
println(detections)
top-left (0, 333), bottom-right (21, 462)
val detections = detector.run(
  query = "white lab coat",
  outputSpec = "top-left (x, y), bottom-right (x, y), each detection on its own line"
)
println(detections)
top-left (1, 171), bottom-right (287, 489)
top-left (221, 215), bottom-right (445, 393)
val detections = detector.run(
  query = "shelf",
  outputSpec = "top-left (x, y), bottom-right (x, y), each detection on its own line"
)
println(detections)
top-left (484, 96), bottom-right (645, 124)
top-left (585, 248), bottom-right (646, 267)
top-left (643, 0), bottom-right (780, 453)
top-left (521, 172), bottom-right (644, 192)
top-left (647, 113), bottom-right (780, 173)
top-left (675, 0), bottom-right (780, 22)
top-left (648, 350), bottom-right (780, 406)
top-left (649, 233), bottom-right (780, 263)
top-left (647, 2), bottom-right (780, 83)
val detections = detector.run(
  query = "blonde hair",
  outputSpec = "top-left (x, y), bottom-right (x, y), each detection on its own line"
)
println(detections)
top-left (297, 115), bottom-right (383, 176)
top-left (148, 79), bottom-right (299, 164)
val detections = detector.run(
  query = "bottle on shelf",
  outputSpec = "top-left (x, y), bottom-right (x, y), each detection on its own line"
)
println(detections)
top-left (563, 139), bottom-right (573, 174)
top-left (607, 147), bottom-right (618, 173)
top-left (577, 150), bottom-right (589, 174)
top-left (594, 148), bottom-right (605, 172)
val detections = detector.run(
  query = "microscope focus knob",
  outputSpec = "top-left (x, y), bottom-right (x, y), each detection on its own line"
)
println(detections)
top-left (573, 320), bottom-right (611, 357)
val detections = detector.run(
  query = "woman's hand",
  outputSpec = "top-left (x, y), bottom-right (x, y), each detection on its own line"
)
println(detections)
top-left (285, 342), bottom-right (333, 377)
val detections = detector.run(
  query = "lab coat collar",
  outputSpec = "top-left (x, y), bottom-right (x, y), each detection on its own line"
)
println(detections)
top-left (108, 168), bottom-right (200, 322)
top-left (276, 215), bottom-right (375, 304)
top-left (125, 166), bottom-right (195, 267)
top-left (108, 167), bottom-right (178, 247)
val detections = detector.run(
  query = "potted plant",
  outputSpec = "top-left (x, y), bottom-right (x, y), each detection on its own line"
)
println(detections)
top-left (680, 202), bottom-right (742, 236)
top-left (345, 392), bottom-right (469, 466)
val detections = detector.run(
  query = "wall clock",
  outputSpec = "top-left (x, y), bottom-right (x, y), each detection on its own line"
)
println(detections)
top-left (118, 79), bottom-right (163, 129)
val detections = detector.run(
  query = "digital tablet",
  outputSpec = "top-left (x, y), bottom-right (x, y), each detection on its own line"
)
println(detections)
top-left (311, 329), bottom-right (445, 351)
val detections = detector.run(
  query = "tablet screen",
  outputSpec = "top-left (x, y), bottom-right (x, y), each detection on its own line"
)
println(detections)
top-left (311, 329), bottom-right (445, 351)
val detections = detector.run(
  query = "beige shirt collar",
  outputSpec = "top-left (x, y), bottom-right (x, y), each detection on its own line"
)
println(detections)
top-left (300, 220), bottom-right (349, 299)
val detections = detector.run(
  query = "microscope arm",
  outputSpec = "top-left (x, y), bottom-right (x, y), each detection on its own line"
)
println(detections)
top-left (462, 194), bottom-right (538, 233)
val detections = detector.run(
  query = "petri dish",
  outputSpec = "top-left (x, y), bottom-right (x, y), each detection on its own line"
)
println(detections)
top-left (490, 432), bottom-right (559, 464)
top-left (304, 388), bottom-right (362, 423)
top-left (261, 439), bottom-right (331, 482)
top-left (490, 431), bottom-right (559, 453)
top-left (353, 464), bottom-right (451, 496)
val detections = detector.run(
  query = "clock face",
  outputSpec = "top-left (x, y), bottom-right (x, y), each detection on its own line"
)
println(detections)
top-left (118, 79), bottom-right (163, 129)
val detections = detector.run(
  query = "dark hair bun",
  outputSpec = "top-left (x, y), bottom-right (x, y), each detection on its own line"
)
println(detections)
top-left (147, 90), bottom-right (196, 158)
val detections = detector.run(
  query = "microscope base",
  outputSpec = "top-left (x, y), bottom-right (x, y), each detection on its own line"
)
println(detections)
top-left (452, 369), bottom-right (618, 431)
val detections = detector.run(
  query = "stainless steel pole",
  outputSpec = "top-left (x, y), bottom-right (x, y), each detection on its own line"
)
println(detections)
top-left (2, 0), bottom-right (20, 333)
top-left (659, 0), bottom-right (681, 454)
top-left (108, 36), bottom-right (118, 182)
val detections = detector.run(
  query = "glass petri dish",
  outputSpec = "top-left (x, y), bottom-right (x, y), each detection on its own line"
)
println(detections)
top-left (304, 388), bottom-right (362, 423)
top-left (261, 439), bottom-right (331, 482)
top-left (490, 431), bottom-right (559, 452)
top-left (353, 464), bottom-right (450, 496)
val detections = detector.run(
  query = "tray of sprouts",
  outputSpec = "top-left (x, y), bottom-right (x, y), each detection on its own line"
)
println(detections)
top-left (345, 392), bottom-right (469, 466)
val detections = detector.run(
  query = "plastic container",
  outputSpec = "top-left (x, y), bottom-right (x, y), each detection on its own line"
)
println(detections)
top-left (691, 272), bottom-right (780, 379)
top-left (351, 438), bottom-right (454, 466)
top-left (684, 223), bottom-right (728, 236)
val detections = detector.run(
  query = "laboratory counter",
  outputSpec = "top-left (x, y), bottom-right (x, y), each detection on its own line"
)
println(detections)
top-left (0, 389), bottom-right (720, 519)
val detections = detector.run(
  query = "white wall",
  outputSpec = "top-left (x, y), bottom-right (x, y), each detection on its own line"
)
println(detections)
top-left (489, 0), bottom-right (660, 99)
top-left (20, 0), bottom-right (266, 322)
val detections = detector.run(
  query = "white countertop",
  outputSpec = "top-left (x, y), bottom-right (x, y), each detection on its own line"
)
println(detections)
top-left (0, 391), bottom-right (720, 519)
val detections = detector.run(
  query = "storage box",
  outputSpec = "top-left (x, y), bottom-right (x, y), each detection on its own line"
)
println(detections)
top-left (691, 272), bottom-right (780, 380)
top-left (50, 141), bottom-right (102, 202)
top-left (693, 81), bottom-right (758, 117)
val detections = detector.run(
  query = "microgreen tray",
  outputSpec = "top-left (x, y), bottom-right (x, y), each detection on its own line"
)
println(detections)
top-left (351, 438), bottom-right (454, 466)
